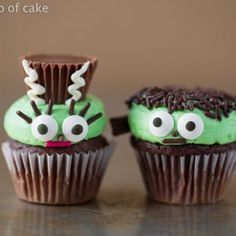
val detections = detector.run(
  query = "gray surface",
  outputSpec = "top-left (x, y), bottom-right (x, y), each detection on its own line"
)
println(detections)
top-left (1, 136), bottom-right (236, 236)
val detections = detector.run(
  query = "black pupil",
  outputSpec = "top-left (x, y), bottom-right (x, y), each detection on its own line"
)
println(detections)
top-left (153, 117), bottom-right (162, 127)
top-left (186, 121), bottom-right (196, 131)
top-left (72, 124), bottom-right (83, 135)
top-left (38, 124), bottom-right (48, 135)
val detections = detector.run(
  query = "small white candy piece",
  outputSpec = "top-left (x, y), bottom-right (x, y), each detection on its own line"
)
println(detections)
top-left (31, 115), bottom-right (58, 141)
top-left (62, 115), bottom-right (88, 143)
top-left (149, 111), bottom-right (174, 137)
top-left (177, 113), bottom-right (204, 140)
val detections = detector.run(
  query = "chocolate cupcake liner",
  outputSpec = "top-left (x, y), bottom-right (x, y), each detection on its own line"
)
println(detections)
top-left (2, 140), bottom-right (115, 205)
top-left (133, 148), bottom-right (236, 205)
top-left (20, 54), bottom-right (97, 104)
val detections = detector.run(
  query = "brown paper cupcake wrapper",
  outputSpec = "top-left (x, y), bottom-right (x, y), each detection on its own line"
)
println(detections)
top-left (2, 140), bottom-right (115, 205)
top-left (20, 54), bottom-right (97, 104)
top-left (133, 148), bottom-right (236, 205)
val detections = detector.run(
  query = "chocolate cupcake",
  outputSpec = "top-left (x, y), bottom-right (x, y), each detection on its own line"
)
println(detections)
top-left (2, 54), bottom-right (115, 205)
top-left (111, 87), bottom-right (236, 205)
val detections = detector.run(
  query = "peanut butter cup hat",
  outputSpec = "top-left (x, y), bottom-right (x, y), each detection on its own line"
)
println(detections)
top-left (2, 54), bottom-right (115, 205)
top-left (20, 54), bottom-right (97, 104)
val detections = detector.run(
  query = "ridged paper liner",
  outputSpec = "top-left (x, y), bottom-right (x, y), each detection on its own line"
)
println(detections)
top-left (20, 54), bottom-right (97, 104)
top-left (133, 148), bottom-right (236, 205)
top-left (2, 140), bottom-right (115, 205)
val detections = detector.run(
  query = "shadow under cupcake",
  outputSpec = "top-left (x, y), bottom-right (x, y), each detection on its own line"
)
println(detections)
top-left (2, 54), bottom-right (115, 205)
top-left (111, 87), bottom-right (236, 205)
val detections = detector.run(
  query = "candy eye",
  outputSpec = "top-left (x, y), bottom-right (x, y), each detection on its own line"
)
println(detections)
top-left (177, 113), bottom-right (204, 139)
top-left (62, 115), bottom-right (88, 142)
top-left (149, 111), bottom-right (174, 137)
top-left (31, 115), bottom-right (58, 141)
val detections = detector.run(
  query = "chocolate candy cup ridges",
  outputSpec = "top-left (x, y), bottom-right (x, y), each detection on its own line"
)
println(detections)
top-left (20, 54), bottom-right (97, 104)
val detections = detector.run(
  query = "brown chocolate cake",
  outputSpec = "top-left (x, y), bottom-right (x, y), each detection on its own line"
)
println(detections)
top-left (2, 54), bottom-right (115, 205)
top-left (112, 86), bottom-right (236, 205)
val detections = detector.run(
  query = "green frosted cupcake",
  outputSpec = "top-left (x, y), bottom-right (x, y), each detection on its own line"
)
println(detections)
top-left (111, 87), bottom-right (236, 205)
top-left (2, 54), bottom-right (115, 205)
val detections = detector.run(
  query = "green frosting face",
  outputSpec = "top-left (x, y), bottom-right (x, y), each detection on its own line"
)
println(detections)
top-left (128, 103), bottom-right (236, 145)
top-left (4, 95), bottom-right (107, 147)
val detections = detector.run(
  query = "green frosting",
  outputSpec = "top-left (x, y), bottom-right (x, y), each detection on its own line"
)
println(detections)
top-left (4, 95), bottom-right (107, 147)
top-left (128, 103), bottom-right (236, 145)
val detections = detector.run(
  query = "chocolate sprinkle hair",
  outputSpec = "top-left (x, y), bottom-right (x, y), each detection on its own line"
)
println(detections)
top-left (126, 87), bottom-right (236, 120)
top-left (69, 99), bottom-right (76, 115)
top-left (30, 100), bottom-right (41, 116)
top-left (46, 100), bottom-right (53, 115)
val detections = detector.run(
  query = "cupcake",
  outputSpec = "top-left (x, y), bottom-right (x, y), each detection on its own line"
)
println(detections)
top-left (2, 54), bottom-right (115, 205)
top-left (111, 87), bottom-right (236, 205)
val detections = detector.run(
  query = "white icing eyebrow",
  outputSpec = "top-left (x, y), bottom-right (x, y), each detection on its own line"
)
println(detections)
top-left (66, 61), bottom-right (90, 105)
top-left (22, 59), bottom-right (46, 105)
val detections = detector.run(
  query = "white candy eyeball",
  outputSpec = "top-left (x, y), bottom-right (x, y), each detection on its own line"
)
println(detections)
top-left (149, 111), bottom-right (174, 137)
top-left (177, 113), bottom-right (204, 139)
top-left (62, 115), bottom-right (88, 143)
top-left (31, 115), bottom-right (58, 141)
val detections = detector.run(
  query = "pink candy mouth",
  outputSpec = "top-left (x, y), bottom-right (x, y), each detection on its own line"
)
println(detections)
top-left (46, 141), bottom-right (72, 148)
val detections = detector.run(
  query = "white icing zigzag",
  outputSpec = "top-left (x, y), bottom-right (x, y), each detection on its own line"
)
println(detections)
top-left (66, 61), bottom-right (90, 105)
top-left (22, 59), bottom-right (46, 105)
